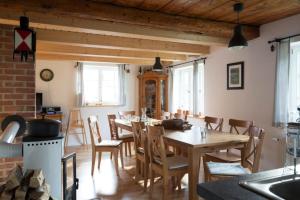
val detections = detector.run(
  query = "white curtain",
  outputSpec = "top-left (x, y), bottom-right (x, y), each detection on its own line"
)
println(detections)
top-left (75, 62), bottom-right (84, 107)
top-left (193, 60), bottom-right (205, 115)
top-left (288, 36), bottom-right (300, 121)
top-left (118, 64), bottom-right (126, 106)
top-left (168, 68), bottom-right (174, 113)
top-left (273, 39), bottom-right (290, 127)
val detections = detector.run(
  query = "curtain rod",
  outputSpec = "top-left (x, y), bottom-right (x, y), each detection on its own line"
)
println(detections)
top-left (168, 57), bottom-right (207, 68)
top-left (268, 33), bottom-right (300, 44)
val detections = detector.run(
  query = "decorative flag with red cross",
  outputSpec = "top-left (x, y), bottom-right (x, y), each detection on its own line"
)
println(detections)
top-left (14, 29), bottom-right (33, 51)
top-left (13, 16), bottom-right (36, 62)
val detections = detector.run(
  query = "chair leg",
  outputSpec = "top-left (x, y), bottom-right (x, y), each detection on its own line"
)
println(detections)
top-left (125, 142), bottom-right (128, 157)
top-left (143, 162), bottom-right (148, 191)
top-left (163, 176), bottom-right (169, 199)
top-left (128, 142), bottom-right (132, 156)
top-left (110, 152), bottom-right (113, 160)
top-left (135, 159), bottom-right (140, 181)
top-left (64, 113), bottom-right (71, 147)
top-left (149, 169), bottom-right (154, 196)
top-left (113, 150), bottom-right (119, 176)
top-left (177, 173), bottom-right (185, 190)
top-left (171, 176), bottom-right (176, 190)
top-left (91, 150), bottom-right (96, 176)
top-left (203, 156), bottom-right (209, 182)
top-left (64, 128), bottom-right (69, 147)
top-left (98, 152), bottom-right (102, 169)
top-left (120, 145), bottom-right (124, 169)
top-left (82, 127), bottom-right (87, 145)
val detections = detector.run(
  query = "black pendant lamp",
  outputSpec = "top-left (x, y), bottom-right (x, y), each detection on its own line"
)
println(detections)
top-left (228, 3), bottom-right (248, 49)
top-left (152, 57), bottom-right (163, 71)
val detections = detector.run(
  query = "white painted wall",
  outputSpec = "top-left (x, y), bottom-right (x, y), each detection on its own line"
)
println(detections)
top-left (36, 60), bottom-right (139, 145)
top-left (205, 14), bottom-right (300, 170)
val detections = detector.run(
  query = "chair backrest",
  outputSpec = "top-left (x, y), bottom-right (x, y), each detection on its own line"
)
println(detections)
top-left (118, 111), bottom-right (135, 119)
top-left (174, 113), bottom-right (184, 119)
top-left (175, 109), bottom-right (188, 120)
top-left (161, 112), bottom-right (171, 120)
top-left (107, 114), bottom-right (118, 140)
top-left (183, 110), bottom-right (189, 121)
top-left (131, 121), bottom-right (146, 153)
top-left (146, 125), bottom-right (167, 172)
top-left (243, 126), bottom-right (265, 173)
top-left (177, 109), bottom-right (183, 114)
top-left (87, 116), bottom-right (102, 147)
top-left (205, 116), bottom-right (223, 132)
top-left (229, 119), bottom-right (253, 135)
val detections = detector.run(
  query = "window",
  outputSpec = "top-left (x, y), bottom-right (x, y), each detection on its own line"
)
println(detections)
top-left (171, 62), bottom-right (204, 114)
top-left (173, 65), bottom-right (194, 112)
top-left (82, 63), bottom-right (123, 106)
top-left (289, 41), bottom-right (300, 121)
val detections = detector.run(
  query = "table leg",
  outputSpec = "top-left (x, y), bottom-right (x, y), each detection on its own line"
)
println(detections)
top-left (241, 143), bottom-right (246, 168)
top-left (188, 147), bottom-right (201, 200)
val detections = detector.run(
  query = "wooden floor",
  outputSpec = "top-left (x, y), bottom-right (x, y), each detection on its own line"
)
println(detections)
top-left (65, 145), bottom-right (205, 200)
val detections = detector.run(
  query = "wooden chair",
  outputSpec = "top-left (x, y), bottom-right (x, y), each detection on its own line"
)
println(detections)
top-left (161, 112), bottom-right (171, 120)
top-left (64, 108), bottom-right (87, 147)
top-left (146, 125), bottom-right (188, 199)
top-left (183, 110), bottom-right (190, 121)
top-left (204, 118), bottom-right (254, 163)
top-left (204, 116), bottom-right (224, 132)
top-left (118, 111), bottom-right (135, 119)
top-left (87, 116), bottom-right (124, 176)
top-left (228, 119), bottom-right (254, 135)
top-left (204, 126), bottom-right (265, 181)
top-left (108, 114), bottom-right (134, 156)
top-left (131, 121), bottom-right (148, 191)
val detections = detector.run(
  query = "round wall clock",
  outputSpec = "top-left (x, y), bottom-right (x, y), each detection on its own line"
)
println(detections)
top-left (40, 69), bottom-right (54, 82)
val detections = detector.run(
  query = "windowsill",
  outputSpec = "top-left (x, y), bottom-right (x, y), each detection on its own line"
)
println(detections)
top-left (81, 104), bottom-right (124, 108)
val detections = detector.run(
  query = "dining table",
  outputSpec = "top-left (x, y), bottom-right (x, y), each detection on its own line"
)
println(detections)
top-left (114, 119), bottom-right (249, 200)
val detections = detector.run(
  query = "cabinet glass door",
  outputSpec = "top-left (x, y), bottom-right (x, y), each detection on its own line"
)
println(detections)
top-left (145, 80), bottom-right (156, 118)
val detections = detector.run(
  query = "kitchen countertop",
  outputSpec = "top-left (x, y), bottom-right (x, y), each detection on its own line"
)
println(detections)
top-left (197, 168), bottom-right (286, 200)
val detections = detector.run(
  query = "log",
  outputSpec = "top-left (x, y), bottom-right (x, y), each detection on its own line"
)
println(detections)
top-left (0, 190), bottom-right (13, 200)
top-left (14, 186), bottom-right (28, 200)
top-left (29, 170), bottom-right (45, 189)
top-left (6, 165), bottom-right (23, 191)
top-left (28, 182), bottom-right (50, 200)
top-left (21, 170), bottom-right (34, 187)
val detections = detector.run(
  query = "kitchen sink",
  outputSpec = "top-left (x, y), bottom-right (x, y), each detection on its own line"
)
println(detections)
top-left (239, 173), bottom-right (300, 200)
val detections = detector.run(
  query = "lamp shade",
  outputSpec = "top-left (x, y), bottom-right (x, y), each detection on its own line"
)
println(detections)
top-left (228, 24), bottom-right (248, 49)
top-left (152, 57), bottom-right (163, 71)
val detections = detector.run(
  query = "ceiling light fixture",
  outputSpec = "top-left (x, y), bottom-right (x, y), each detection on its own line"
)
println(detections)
top-left (152, 57), bottom-right (163, 72)
top-left (228, 3), bottom-right (248, 49)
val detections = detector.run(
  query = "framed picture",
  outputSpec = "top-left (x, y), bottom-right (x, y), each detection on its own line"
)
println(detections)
top-left (227, 61), bottom-right (244, 90)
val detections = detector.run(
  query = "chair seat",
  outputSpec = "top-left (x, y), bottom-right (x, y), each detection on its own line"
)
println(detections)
top-left (119, 132), bottom-right (133, 139)
top-left (206, 162), bottom-right (250, 176)
top-left (137, 147), bottom-right (174, 157)
top-left (96, 140), bottom-right (122, 147)
top-left (154, 156), bottom-right (188, 170)
top-left (205, 150), bottom-right (241, 163)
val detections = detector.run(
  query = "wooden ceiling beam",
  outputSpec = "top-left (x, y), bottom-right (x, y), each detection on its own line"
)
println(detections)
top-left (36, 43), bottom-right (188, 61)
top-left (36, 29), bottom-right (209, 55)
top-left (0, 8), bottom-right (228, 46)
top-left (0, 0), bottom-right (259, 40)
top-left (36, 53), bottom-right (172, 65)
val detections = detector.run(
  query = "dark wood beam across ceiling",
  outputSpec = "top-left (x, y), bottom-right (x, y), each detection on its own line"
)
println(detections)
top-left (0, 0), bottom-right (259, 40)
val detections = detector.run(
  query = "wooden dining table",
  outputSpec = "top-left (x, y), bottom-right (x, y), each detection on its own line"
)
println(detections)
top-left (114, 119), bottom-right (249, 200)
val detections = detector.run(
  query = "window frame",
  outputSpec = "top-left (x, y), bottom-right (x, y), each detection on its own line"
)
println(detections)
top-left (82, 63), bottom-right (123, 107)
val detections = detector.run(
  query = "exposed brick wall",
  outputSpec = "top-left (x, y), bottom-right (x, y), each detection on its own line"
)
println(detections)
top-left (0, 24), bottom-right (35, 183)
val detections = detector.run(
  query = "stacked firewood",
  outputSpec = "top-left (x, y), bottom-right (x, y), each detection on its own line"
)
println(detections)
top-left (0, 166), bottom-right (53, 200)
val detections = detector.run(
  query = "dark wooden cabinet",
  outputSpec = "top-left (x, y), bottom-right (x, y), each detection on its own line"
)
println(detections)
top-left (138, 71), bottom-right (168, 119)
